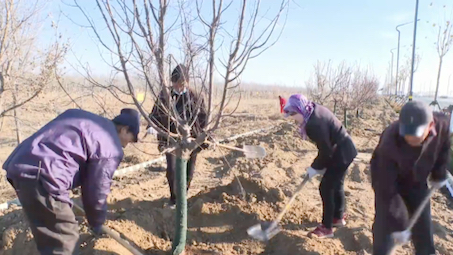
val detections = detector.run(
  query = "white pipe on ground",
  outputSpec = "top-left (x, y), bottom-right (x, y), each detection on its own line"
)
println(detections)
top-left (0, 125), bottom-right (277, 212)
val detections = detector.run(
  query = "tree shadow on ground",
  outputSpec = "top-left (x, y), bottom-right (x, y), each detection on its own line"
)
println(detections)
top-left (108, 175), bottom-right (306, 253)
top-left (282, 220), bottom-right (320, 231)
top-left (259, 231), bottom-right (320, 255)
top-left (432, 220), bottom-right (453, 240)
top-left (111, 182), bottom-right (260, 245)
top-left (335, 226), bottom-right (373, 253)
top-left (205, 149), bottom-right (239, 179)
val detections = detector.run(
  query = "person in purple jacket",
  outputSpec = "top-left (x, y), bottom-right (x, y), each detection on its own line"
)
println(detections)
top-left (283, 94), bottom-right (357, 238)
top-left (2, 108), bottom-right (140, 255)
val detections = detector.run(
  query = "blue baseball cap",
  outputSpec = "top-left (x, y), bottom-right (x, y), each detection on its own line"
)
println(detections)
top-left (112, 108), bottom-right (140, 142)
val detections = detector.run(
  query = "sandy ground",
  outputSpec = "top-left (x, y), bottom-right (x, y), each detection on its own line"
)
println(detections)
top-left (1, 96), bottom-right (453, 255)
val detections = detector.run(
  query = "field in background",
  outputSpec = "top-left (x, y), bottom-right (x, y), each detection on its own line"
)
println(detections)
top-left (0, 94), bottom-right (452, 255)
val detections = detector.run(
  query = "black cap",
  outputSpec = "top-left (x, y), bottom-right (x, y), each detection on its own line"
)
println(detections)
top-left (171, 64), bottom-right (188, 83)
top-left (112, 108), bottom-right (141, 142)
top-left (399, 100), bottom-right (433, 137)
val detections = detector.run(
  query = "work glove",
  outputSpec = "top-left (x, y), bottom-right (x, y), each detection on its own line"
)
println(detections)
top-left (428, 177), bottom-right (448, 190)
top-left (306, 166), bottom-right (326, 179)
top-left (146, 126), bottom-right (158, 135)
top-left (90, 225), bottom-right (104, 236)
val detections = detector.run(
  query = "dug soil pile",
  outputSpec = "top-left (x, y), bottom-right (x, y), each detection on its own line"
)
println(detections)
top-left (1, 100), bottom-right (452, 254)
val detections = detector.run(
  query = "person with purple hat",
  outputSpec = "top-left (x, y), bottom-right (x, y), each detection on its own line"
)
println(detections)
top-left (283, 94), bottom-right (357, 238)
top-left (2, 108), bottom-right (140, 255)
top-left (370, 100), bottom-right (450, 255)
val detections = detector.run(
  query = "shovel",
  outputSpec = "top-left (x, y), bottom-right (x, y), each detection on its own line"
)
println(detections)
top-left (247, 175), bottom-right (311, 242)
top-left (206, 141), bottom-right (266, 159)
top-left (389, 187), bottom-right (436, 255)
top-left (72, 203), bottom-right (144, 255)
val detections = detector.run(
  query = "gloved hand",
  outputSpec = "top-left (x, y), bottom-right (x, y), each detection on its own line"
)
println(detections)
top-left (306, 166), bottom-right (326, 179)
top-left (428, 177), bottom-right (448, 190)
top-left (146, 126), bottom-right (157, 135)
top-left (91, 225), bottom-right (103, 236)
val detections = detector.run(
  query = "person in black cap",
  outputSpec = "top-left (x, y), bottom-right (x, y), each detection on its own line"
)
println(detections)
top-left (370, 100), bottom-right (450, 255)
top-left (2, 108), bottom-right (140, 254)
top-left (149, 64), bottom-right (208, 208)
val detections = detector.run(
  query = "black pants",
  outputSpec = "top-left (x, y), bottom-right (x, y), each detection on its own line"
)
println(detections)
top-left (319, 159), bottom-right (350, 229)
top-left (319, 139), bottom-right (356, 229)
top-left (10, 178), bottom-right (79, 255)
top-left (373, 186), bottom-right (435, 255)
top-left (166, 150), bottom-right (199, 203)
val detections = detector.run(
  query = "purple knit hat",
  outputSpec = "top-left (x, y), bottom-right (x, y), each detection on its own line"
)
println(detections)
top-left (283, 94), bottom-right (315, 139)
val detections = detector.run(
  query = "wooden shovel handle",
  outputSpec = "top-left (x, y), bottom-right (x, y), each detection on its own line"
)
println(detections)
top-left (275, 175), bottom-right (310, 223)
top-left (205, 140), bottom-right (246, 153)
top-left (72, 203), bottom-right (144, 255)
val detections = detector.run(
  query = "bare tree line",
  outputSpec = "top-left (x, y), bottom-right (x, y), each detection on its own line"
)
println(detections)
top-left (305, 61), bottom-right (379, 126)
top-left (0, 0), bottom-right (68, 143)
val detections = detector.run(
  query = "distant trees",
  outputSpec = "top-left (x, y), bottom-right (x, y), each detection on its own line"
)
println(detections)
top-left (0, 0), bottom-right (68, 143)
top-left (432, 17), bottom-right (453, 108)
top-left (306, 61), bottom-right (379, 127)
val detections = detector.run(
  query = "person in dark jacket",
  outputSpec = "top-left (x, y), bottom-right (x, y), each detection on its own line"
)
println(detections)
top-left (370, 100), bottom-right (450, 255)
top-left (149, 64), bottom-right (208, 208)
top-left (2, 108), bottom-right (140, 255)
top-left (283, 94), bottom-right (357, 238)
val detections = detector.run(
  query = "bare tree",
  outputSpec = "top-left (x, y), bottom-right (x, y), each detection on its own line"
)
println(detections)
top-left (432, 16), bottom-right (453, 109)
top-left (70, 0), bottom-right (288, 254)
top-left (0, 0), bottom-right (67, 143)
top-left (336, 65), bottom-right (379, 127)
top-left (306, 61), bottom-right (336, 105)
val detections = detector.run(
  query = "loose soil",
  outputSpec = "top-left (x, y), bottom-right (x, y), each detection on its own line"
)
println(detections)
top-left (1, 98), bottom-right (452, 255)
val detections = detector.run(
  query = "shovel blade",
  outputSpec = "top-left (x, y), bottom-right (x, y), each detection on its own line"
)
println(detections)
top-left (391, 229), bottom-right (411, 245)
top-left (243, 145), bottom-right (266, 159)
top-left (247, 221), bottom-right (281, 242)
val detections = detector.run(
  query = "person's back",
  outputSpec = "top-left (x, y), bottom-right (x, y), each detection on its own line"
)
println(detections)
top-left (2, 108), bottom-right (138, 255)
top-left (3, 108), bottom-right (123, 203)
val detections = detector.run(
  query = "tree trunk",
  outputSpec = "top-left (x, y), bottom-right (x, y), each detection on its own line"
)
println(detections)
top-left (434, 56), bottom-right (443, 103)
top-left (343, 108), bottom-right (348, 128)
top-left (333, 100), bottom-right (337, 114)
top-left (13, 84), bottom-right (21, 145)
top-left (172, 156), bottom-right (188, 255)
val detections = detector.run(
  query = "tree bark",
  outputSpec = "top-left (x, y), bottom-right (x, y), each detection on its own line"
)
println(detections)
top-left (343, 108), bottom-right (348, 128)
top-left (434, 56), bottom-right (443, 103)
top-left (13, 83), bottom-right (21, 145)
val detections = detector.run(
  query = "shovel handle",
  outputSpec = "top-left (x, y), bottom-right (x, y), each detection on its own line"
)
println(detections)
top-left (389, 187), bottom-right (436, 255)
top-left (72, 203), bottom-right (144, 255)
top-left (205, 140), bottom-right (247, 153)
top-left (275, 175), bottom-right (310, 223)
top-left (406, 187), bottom-right (435, 231)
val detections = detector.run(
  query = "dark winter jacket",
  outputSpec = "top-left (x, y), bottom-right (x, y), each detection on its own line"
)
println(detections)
top-left (3, 109), bottom-right (124, 228)
top-left (370, 112), bottom-right (451, 231)
top-left (305, 104), bottom-right (357, 170)
top-left (149, 88), bottom-right (207, 148)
